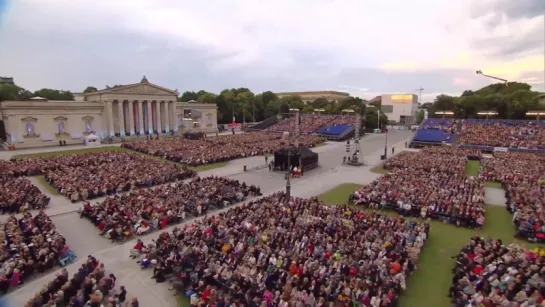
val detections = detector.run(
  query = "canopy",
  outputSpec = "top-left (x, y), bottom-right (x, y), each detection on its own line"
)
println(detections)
top-left (84, 133), bottom-right (100, 146)
top-left (273, 146), bottom-right (318, 171)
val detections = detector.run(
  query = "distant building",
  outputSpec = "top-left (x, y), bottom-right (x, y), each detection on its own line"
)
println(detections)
top-left (380, 94), bottom-right (419, 125)
top-left (0, 77), bottom-right (14, 85)
top-left (276, 91), bottom-right (350, 104)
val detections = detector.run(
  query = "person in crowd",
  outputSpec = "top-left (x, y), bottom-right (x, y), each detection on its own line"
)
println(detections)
top-left (481, 151), bottom-right (545, 242)
top-left (134, 192), bottom-right (429, 306)
top-left (122, 132), bottom-right (323, 166)
top-left (450, 235), bottom-right (545, 306)
top-left (0, 211), bottom-right (67, 294)
top-left (80, 176), bottom-right (262, 242)
top-left (350, 148), bottom-right (485, 228)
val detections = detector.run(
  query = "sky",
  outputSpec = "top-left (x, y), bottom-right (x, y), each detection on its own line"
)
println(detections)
top-left (0, 0), bottom-right (543, 102)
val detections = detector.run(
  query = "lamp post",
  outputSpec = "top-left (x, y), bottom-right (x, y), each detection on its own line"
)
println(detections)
top-left (286, 131), bottom-right (291, 198)
top-left (383, 128), bottom-right (388, 158)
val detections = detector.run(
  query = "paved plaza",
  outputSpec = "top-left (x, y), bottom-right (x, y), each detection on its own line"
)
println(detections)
top-left (3, 131), bottom-right (415, 307)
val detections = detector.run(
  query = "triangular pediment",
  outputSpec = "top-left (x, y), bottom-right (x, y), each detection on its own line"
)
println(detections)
top-left (110, 83), bottom-right (177, 95)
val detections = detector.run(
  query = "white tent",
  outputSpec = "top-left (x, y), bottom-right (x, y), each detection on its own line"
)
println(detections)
top-left (84, 133), bottom-right (100, 146)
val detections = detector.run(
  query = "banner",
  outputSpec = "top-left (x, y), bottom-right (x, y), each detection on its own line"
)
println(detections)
top-left (493, 147), bottom-right (508, 152)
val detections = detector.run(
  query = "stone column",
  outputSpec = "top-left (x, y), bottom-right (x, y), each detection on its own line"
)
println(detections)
top-left (161, 101), bottom-right (168, 132)
top-left (146, 101), bottom-right (153, 134)
top-left (106, 101), bottom-right (114, 136)
top-left (117, 101), bottom-right (125, 135)
top-left (171, 101), bottom-right (178, 132)
top-left (128, 101), bottom-right (135, 135)
top-left (138, 101), bottom-right (144, 134)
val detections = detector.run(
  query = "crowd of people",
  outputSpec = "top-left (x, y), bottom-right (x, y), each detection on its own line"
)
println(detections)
top-left (350, 148), bottom-right (486, 228)
top-left (42, 151), bottom-right (196, 202)
top-left (450, 236), bottom-right (545, 306)
top-left (0, 178), bottom-right (51, 214)
top-left (0, 211), bottom-right (68, 294)
top-left (24, 255), bottom-right (138, 307)
top-left (80, 176), bottom-right (262, 242)
top-left (122, 132), bottom-right (324, 166)
top-left (480, 152), bottom-right (545, 242)
top-left (460, 120), bottom-right (545, 149)
top-left (132, 193), bottom-right (429, 306)
top-left (1, 151), bottom-right (197, 202)
top-left (418, 118), bottom-right (545, 149)
top-left (266, 114), bottom-right (355, 135)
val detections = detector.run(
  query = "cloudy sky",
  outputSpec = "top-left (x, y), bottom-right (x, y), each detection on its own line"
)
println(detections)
top-left (0, 0), bottom-right (543, 102)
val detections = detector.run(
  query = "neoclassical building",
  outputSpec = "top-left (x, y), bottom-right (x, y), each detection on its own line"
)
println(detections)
top-left (0, 77), bottom-right (218, 148)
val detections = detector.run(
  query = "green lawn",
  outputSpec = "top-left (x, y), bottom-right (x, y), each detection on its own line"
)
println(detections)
top-left (484, 181), bottom-right (503, 189)
top-left (370, 164), bottom-right (389, 174)
top-left (465, 160), bottom-right (480, 176)
top-left (317, 183), bottom-right (544, 307)
top-left (32, 175), bottom-right (60, 195)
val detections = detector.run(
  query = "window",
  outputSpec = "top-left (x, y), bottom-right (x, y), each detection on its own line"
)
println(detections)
top-left (85, 121), bottom-right (93, 132)
top-left (381, 105), bottom-right (394, 113)
top-left (207, 116), bottom-right (212, 126)
top-left (26, 122), bottom-right (35, 135)
top-left (57, 121), bottom-right (65, 134)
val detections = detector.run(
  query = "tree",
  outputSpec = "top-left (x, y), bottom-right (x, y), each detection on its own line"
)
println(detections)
top-left (33, 88), bottom-right (74, 100)
top-left (0, 84), bottom-right (33, 101)
top-left (197, 92), bottom-right (217, 104)
top-left (415, 109), bottom-right (425, 124)
top-left (429, 82), bottom-right (540, 119)
top-left (179, 91), bottom-right (198, 102)
top-left (83, 86), bottom-right (98, 93)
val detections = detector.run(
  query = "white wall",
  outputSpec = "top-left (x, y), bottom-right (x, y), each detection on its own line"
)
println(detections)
top-left (381, 94), bottom-right (419, 124)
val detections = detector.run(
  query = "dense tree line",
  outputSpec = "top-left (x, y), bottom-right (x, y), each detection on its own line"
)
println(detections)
top-left (0, 82), bottom-right (388, 130)
top-left (423, 82), bottom-right (544, 120)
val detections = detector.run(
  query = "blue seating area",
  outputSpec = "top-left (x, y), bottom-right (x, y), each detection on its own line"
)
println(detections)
top-left (317, 124), bottom-right (353, 136)
top-left (413, 129), bottom-right (454, 143)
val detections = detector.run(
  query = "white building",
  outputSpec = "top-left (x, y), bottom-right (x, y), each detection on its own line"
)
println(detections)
top-left (0, 77), bottom-right (218, 149)
top-left (380, 94), bottom-right (419, 125)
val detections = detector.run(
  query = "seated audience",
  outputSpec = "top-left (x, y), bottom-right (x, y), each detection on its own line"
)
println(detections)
top-left (135, 193), bottom-right (429, 306)
top-left (0, 178), bottom-right (50, 214)
top-left (266, 114), bottom-right (354, 134)
top-left (23, 255), bottom-right (133, 307)
top-left (450, 236), bottom-right (545, 306)
top-left (0, 211), bottom-right (68, 294)
top-left (460, 120), bottom-right (545, 149)
top-left (42, 152), bottom-right (196, 202)
top-left (122, 132), bottom-right (323, 166)
top-left (481, 152), bottom-right (545, 242)
top-left (80, 177), bottom-right (262, 242)
top-left (351, 148), bottom-right (485, 228)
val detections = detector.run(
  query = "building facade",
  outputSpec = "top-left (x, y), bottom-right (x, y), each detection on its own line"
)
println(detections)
top-left (276, 91), bottom-right (350, 104)
top-left (0, 77), bottom-right (218, 148)
top-left (380, 94), bottom-right (419, 125)
top-left (0, 77), bottom-right (14, 85)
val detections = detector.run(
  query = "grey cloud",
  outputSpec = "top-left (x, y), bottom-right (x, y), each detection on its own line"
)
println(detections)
top-left (472, 0), bottom-right (545, 23)
top-left (471, 16), bottom-right (544, 59)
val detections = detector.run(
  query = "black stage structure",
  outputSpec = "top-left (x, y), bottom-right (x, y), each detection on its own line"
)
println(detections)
top-left (273, 146), bottom-right (319, 172)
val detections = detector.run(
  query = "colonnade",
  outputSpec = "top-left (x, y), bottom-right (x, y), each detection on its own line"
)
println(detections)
top-left (104, 100), bottom-right (177, 136)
